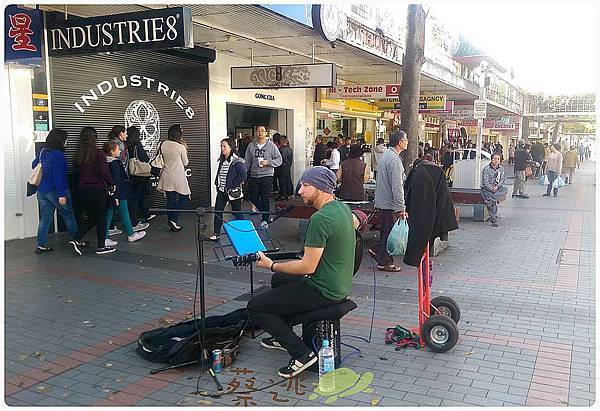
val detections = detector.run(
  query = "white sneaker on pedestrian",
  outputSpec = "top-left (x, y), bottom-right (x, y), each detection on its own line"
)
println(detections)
top-left (128, 230), bottom-right (147, 242)
top-left (105, 238), bottom-right (118, 247)
top-left (146, 214), bottom-right (157, 222)
top-left (108, 228), bottom-right (123, 236)
top-left (133, 222), bottom-right (149, 232)
top-left (259, 221), bottom-right (268, 229)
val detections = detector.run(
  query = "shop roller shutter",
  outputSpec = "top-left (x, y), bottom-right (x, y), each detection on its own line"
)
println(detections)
top-left (49, 49), bottom-right (211, 214)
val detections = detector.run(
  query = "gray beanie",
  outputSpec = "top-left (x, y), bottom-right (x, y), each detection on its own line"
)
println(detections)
top-left (299, 166), bottom-right (337, 194)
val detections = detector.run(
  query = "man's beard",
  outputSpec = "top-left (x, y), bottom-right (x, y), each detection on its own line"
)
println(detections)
top-left (302, 195), bottom-right (314, 206)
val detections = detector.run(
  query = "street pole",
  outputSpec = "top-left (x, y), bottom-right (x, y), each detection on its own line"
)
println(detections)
top-left (475, 61), bottom-right (488, 188)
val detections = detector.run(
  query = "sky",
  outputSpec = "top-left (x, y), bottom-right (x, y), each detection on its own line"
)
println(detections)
top-left (429, 3), bottom-right (598, 95)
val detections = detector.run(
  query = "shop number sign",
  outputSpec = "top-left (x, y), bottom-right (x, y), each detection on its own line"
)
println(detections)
top-left (473, 99), bottom-right (487, 119)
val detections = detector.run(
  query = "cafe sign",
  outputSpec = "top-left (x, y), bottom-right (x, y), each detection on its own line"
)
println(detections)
top-left (46, 7), bottom-right (194, 56)
top-left (231, 63), bottom-right (336, 89)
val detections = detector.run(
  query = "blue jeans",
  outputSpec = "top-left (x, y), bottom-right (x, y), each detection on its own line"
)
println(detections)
top-left (36, 191), bottom-right (78, 248)
top-left (106, 199), bottom-right (134, 237)
top-left (166, 191), bottom-right (189, 223)
top-left (546, 171), bottom-right (559, 195)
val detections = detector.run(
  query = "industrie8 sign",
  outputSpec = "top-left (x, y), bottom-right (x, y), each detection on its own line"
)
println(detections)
top-left (46, 7), bottom-right (193, 56)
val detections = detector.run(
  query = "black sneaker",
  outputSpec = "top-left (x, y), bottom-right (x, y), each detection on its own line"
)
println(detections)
top-left (278, 350), bottom-right (317, 379)
top-left (77, 240), bottom-right (90, 247)
top-left (69, 240), bottom-right (82, 256)
top-left (35, 246), bottom-right (53, 255)
top-left (367, 248), bottom-right (378, 260)
top-left (491, 219), bottom-right (499, 227)
top-left (96, 246), bottom-right (116, 255)
top-left (260, 337), bottom-right (286, 352)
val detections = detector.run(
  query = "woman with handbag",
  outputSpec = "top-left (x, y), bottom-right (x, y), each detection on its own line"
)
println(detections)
top-left (544, 143), bottom-right (563, 198)
top-left (125, 126), bottom-right (156, 224)
top-left (209, 138), bottom-right (247, 241)
top-left (71, 127), bottom-right (116, 254)
top-left (32, 128), bottom-right (80, 255)
top-left (156, 125), bottom-right (190, 232)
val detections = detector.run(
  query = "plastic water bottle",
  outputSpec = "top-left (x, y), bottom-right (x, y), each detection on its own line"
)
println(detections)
top-left (318, 339), bottom-right (335, 393)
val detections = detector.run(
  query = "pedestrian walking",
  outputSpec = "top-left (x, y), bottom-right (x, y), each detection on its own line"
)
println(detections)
top-left (562, 146), bottom-right (579, 184)
top-left (544, 143), bottom-right (563, 197)
top-left (72, 127), bottom-right (116, 254)
top-left (104, 140), bottom-right (147, 243)
top-left (209, 138), bottom-right (247, 241)
top-left (125, 126), bottom-right (156, 225)
top-left (508, 143), bottom-right (515, 165)
top-left (272, 133), bottom-right (282, 194)
top-left (372, 138), bottom-right (386, 179)
top-left (336, 144), bottom-right (369, 201)
top-left (481, 153), bottom-right (508, 227)
top-left (312, 135), bottom-right (326, 168)
top-left (321, 141), bottom-right (340, 172)
top-left (157, 124), bottom-right (191, 231)
top-left (244, 124), bottom-right (283, 226)
top-left (31, 128), bottom-right (80, 255)
top-left (338, 137), bottom-right (351, 163)
top-left (276, 135), bottom-right (294, 200)
top-left (368, 130), bottom-right (409, 272)
top-left (512, 140), bottom-right (531, 199)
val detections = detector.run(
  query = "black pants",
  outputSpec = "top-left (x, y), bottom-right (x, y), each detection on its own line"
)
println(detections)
top-left (248, 176), bottom-right (273, 223)
top-left (277, 166), bottom-right (294, 198)
top-left (273, 167), bottom-right (280, 192)
top-left (370, 209), bottom-right (396, 266)
top-left (75, 187), bottom-right (108, 248)
top-left (128, 176), bottom-right (150, 225)
top-left (213, 190), bottom-right (242, 235)
top-left (247, 273), bottom-right (338, 359)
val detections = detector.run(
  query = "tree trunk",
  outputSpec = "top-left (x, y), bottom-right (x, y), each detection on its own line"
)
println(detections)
top-left (399, 4), bottom-right (426, 171)
top-left (552, 121), bottom-right (561, 143)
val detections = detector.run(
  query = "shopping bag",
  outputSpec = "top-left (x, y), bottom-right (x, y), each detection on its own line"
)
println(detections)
top-left (553, 176), bottom-right (565, 188)
top-left (386, 219), bottom-right (409, 256)
top-left (129, 158), bottom-right (152, 177)
top-left (28, 162), bottom-right (43, 186)
top-left (539, 175), bottom-right (549, 185)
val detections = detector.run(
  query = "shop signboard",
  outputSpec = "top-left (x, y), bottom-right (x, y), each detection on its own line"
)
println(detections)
top-left (419, 100), bottom-right (454, 114)
top-left (4, 5), bottom-right (42, 64)
top-left (460, 119), bottom-right (518, 129)
top-left (419, 94), bottom-right (446, 110)
top-left (326, 83), bottom-right (401, 99)
top-left (46, 7), bottom-right (194, 56)
top-left (473, 99), bottom-right (487, 119)
top-left (312, 4), bottom-right (405, 64)
top-left (231, 63), bottom-right (336, 89)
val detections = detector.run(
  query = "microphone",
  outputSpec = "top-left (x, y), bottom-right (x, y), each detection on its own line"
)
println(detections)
top-left (269, 204), bottom-right (295, 224)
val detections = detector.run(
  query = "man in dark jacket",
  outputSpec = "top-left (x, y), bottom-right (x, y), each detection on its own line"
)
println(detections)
top-left (312, 135), bottom-right (326, 167)
top-left (403, 158), bottom-right (458, 266)
top-left (276, 136), bottom-right (294, 200)
top-left (512, 140), bottom-right (531, 199)
top-left (530, 141), bottom-right (545, 177)
top-left (338, 137), bottom-right (352, 163)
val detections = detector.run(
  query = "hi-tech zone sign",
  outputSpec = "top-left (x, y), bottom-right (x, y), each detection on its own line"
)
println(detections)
top-left (46, 7), bottom-right (193, 56)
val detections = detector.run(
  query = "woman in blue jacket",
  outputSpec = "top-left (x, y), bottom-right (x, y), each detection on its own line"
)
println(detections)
top-left (209, 138), bottom-right (247, 241)
top-left (32, 129), bottom-right (80, 254)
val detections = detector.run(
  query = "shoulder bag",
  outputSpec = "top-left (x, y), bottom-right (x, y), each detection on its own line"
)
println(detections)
top-left (150, 141), bottom-right (165, 177)
top-left (129, 145), bottom-right (152, 177)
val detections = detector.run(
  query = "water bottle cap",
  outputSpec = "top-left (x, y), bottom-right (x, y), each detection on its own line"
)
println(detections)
top-left (322, 339), bottom-right (329, 347)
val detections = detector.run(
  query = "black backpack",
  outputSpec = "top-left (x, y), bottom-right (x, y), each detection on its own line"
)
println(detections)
top-left (136, 308), bottom-right (248, 366)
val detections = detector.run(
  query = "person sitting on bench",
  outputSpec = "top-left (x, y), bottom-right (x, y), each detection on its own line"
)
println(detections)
top-left (247, 166), bottom-right (356, 379)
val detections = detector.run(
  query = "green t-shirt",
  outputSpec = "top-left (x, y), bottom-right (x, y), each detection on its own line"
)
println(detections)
top-left (304, 200), bottom-right (355, 301)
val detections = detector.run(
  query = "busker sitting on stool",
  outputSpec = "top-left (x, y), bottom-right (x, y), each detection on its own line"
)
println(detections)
top-left (481, 152), bottom-right (508, 228)
top-left (246, 166), bottom-right (356, 379)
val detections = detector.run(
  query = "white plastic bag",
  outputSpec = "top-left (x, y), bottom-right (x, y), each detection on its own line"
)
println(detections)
top-left (386, 219), bottom-right (409, 256)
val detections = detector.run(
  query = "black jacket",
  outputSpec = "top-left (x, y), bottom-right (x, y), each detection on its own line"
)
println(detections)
top-left (313, 143), bottom-right (326, 166)
top-left (128, 141), bottom-right (150, 163)
top-left (513, 147), bottom-right (530, 172)
top-left (279, 144), bottom-right (293, 168)
top-left (403, 159), bottom-right (459, 266)
top-left (106, 156), bottom-right (133, 199)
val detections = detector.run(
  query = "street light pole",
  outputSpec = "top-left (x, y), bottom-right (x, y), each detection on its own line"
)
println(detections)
top-left (475, 61), bottom-right (489, 188)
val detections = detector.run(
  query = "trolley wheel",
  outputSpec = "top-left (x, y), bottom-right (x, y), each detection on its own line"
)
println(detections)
top-left (430, 296), bottom-right (461, 324)
top-left (422, 314), bottom-right (459, 353)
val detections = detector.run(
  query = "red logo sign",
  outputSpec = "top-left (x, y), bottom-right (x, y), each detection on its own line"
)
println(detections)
top-left (385, 84), bottom-right (401, 97)
top-left (8, 13), bottom-right (37, 52)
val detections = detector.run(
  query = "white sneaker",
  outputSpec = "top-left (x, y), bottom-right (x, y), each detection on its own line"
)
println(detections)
top-left (108, 228), bottom-right (123, 236)
top-left (259, 221), bottom-right (268, 229)
top-left (133, 222), bottom-right (150, 232)
top-left (105, 238), bottom-right (118, 247)
top-left (128, 230), bottom-right (147, 242)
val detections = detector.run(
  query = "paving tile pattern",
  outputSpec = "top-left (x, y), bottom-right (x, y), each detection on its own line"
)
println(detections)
top-left (4, 161), bottom-right (596, 406)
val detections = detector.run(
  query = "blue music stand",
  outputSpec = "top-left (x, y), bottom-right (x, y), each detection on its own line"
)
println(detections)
top-left (223, 220), bottom-right (267, 256)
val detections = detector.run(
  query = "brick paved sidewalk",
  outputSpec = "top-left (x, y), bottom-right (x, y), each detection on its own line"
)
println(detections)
top-left (4, 161), bottom-right (596, 407)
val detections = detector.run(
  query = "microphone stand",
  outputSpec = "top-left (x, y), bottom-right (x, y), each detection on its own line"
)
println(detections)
top-left (147, 206), bottom-right (223, 393)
